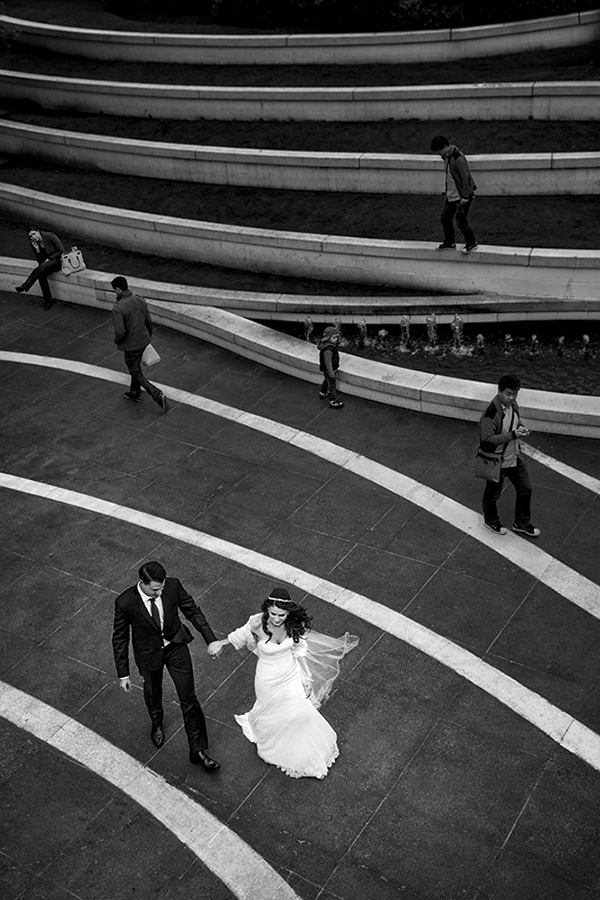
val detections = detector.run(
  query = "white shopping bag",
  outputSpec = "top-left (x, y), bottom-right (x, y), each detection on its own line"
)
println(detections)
top-left (61, 246), bottom-right (86, 276)
top-left (142, 343), bottom-right (161, 366)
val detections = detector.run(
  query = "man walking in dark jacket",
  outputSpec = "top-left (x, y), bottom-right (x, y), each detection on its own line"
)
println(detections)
top-left (430, 135), bottom-right (478, 254)
top-left (111, 275), bottom-right (168, 412)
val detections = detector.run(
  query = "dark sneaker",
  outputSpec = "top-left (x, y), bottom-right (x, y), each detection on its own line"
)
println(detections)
top-left (159, 393), bottom-right (169, 414)
top-left (318, 391), bottom-right (328, 399)
top-left (123, 391), bottom-right (142, 402)
top-left (512, 523), bottom-right (541, 538)
top-left (485, 522), bottom-right (507, 535)
top-left (436, 242), bottom-right (456, 251)
top-left (329, 399), bottom-right (344, 409)
top-left (15, 284), bottom-right (27, 293)
top-left (462, 242), bottom-right (479, 254)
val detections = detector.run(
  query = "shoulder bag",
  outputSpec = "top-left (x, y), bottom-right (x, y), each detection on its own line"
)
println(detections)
top-left (474, 448), bottom-right (504, 482)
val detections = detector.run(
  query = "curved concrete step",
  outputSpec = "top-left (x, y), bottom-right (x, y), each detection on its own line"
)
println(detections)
top-left (2, 119), bottom-right (599, 195)
top-left (1, 69), bottom-right (600, 121)
top-left (2, 9), bottom-right (598, 65)
top-left (0, 182), bottom-right (599, 301)
top-left (7, 254), bottom-right (600, 323)
top-left (2, 255), bottom-right (598, 438)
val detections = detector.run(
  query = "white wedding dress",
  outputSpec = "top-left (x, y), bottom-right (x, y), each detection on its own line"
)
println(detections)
top-left (228, 614), bottom-right (358, 779)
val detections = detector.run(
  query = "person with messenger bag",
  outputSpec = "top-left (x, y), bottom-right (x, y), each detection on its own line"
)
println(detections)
top-left (478, 373), bottom-right (540, 538)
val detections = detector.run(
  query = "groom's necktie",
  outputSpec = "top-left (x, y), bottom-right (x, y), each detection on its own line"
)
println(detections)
top-left (149, 597), bottom-right (161, 631)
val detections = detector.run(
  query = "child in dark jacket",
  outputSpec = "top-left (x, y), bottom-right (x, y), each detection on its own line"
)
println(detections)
top-left (317, 326), bottom-right (344, 409)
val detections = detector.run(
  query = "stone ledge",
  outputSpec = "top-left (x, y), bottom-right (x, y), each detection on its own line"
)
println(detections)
top-left (1, 256), bottom-right (598, 438)
top-left (2, 9), bottom-right (598, 65)
top-left (1, 69), bottom-right (600, 121)
top-left (5, 255), bottom-right (600, 322)
top-left (2, 184), bottom-right (600, 301)
top-left (2, 120), bottom-right (599, 196)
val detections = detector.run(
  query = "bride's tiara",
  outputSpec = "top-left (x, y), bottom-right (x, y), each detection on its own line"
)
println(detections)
top-left (268, 587), bottom-right (292, 605)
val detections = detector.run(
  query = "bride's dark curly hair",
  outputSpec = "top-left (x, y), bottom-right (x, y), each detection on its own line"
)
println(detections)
top-left (261, 587), bottom-right (313, 643)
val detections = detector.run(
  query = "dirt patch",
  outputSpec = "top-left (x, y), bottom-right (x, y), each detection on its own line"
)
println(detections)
top-left (2, 0), bottom-right (287, 33)
top-left (1, 42), bottom-right (599, 87)
top-left (0, 215), bottom-right (415, 295)
top-left (6, 0), bottom-right (600, 38)
top-left (6, 110), bottom-right (600, 154)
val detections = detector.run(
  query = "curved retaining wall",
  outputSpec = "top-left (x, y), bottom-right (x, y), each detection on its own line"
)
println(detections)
top-left (2, 10), bottom-right (599, 65)
top-left (1, 69), bottom-right (600, 121)
top-left (2, 120), bottom-right (599, 196)
top-left (1, 183), bottom-right (599, 301)
top-left (2, 256), bottom-right (598, 438)
top-left (4, 255), bottom-right (600, 324)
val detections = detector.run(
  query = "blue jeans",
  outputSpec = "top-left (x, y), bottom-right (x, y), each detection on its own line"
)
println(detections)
top-left (441, 197), bottom-right (476, 246)
top-left (482, 457), bottom-right (532, 527)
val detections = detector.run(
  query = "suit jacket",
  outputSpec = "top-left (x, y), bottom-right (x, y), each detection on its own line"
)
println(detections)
top-left (112, 577), bottom-right (217, 677)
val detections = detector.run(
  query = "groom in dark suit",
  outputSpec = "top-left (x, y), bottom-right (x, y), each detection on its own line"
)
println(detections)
top-left (112, 560), bottom-right (221, 770)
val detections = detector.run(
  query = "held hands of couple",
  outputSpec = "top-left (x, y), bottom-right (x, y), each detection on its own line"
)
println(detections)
top-left (207, 640), bottom-right (225, 658)
top-left (119, 676), bottom-right (132, 693)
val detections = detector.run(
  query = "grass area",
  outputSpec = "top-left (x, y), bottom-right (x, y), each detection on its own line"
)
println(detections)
top-left (6, 111), bottom-right (600, 154)
top-left (0, 216), bottom-right (415, 295)
top-left (2, 162), bottom-right (599, 250)
top-left (1, 42), bottom-right (598, 86)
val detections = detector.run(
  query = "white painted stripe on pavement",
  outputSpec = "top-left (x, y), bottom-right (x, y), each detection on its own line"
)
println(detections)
top-left (2, 472), bottom-right (600, 774)
top-left (522, 441), bottom-right (600, 496)
top-left (0, 682), bottom-right (299, 900)
top-left (2, 352), bottom-right (599, 620)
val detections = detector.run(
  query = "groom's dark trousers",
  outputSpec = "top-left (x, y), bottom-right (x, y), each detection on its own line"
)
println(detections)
top-left (112, 576), bottom-right (216, 752)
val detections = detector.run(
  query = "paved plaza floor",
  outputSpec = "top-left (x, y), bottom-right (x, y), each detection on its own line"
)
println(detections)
top-left (1, 289), bottom-right (600, 900)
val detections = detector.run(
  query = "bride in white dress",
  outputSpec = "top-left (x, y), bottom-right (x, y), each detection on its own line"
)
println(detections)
top-left (210, 587), bottom-right (358, 779)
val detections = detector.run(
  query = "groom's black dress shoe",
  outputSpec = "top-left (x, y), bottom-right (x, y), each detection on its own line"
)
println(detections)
top-left (189, 749), bottom-right (220, 771)
top-left (151, 725), bottom-right (164, 748)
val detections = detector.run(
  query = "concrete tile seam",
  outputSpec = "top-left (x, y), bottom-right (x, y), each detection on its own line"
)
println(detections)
top-left (521, 441), bottom-right (600, 495)
top-left (1, 474), bottom-right (599, 775)
top-left (1, 353), bottom-right (598, 621)
top-left (0, 682), bottom-right (300, 900)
